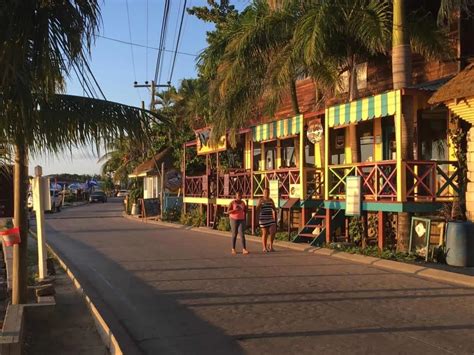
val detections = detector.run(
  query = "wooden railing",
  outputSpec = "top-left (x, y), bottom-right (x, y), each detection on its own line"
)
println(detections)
top-left (253, 168), bottom-right (301, 198)
top-left (184, 175), bottom-right (205, 197)
top-left (328, 161), bottom-right (397, 201)
top-left (328, 160), bottom-right (459, 202)
top-left (406, 160), bottom-right (459, 201)
top-left (217, 169), bottom-right (252, 198)
top-left (306, 168), bottom-right (324, 199)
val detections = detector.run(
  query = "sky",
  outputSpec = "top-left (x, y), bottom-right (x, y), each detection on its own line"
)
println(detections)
top-left (29, 0), bottom-right (248, 176)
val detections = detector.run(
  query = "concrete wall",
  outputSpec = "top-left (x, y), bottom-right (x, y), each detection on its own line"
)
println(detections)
top-left (466, 128), bottom-right (474, 221)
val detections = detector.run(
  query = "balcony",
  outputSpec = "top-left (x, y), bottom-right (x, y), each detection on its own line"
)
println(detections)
top-left (327, 160), bottom-right (459, 202)
top-left (217, 169), bottom-right (252, 198)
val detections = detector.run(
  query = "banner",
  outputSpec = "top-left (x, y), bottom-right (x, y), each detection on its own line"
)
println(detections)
top-left (0, 227), bottom-right (21, 246)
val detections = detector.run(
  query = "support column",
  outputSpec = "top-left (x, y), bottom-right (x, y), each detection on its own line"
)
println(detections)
top-left (378, 211), bottom-right (385, 250)
top-left (325, 208), bottom-right (331, 244)
top-left (466, 128), bottom-right (474, 221)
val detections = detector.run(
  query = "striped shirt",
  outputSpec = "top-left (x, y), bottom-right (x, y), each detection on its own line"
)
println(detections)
top-left (259, 200), bottom-right (275, 228)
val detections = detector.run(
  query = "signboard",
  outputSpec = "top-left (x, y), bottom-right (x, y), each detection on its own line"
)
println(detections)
top-left (409, 217), bottom-right (431, 261)
top-left (0, 167), bottom-right (13, 218)
top-left (33, 177), bottom-right (52, 212)
top-left (196, 128), bottom-right (227, 155)
top-left (269, 179), bottom-right (279, 207)
top-left (289, 184), bottom-right (302, 198)
top-left (141, 198), bottom-right (160, 219)
top-left (306, 119), bottom-right (323, 144)
top-left (345, 176), bottom-right (361, 216)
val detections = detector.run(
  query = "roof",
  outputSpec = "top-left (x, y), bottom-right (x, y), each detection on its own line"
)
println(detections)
top-left (410, 76), bottom-right (453, 92)
top-left (429, 64), bottom-right (474, 104)
top-left (128, 147), bottom-right (173, 178)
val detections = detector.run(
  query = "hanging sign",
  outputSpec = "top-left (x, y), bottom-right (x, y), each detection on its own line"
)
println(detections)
top-left (306, 119), bottom-right (323, 144)
top-left (345, 176), bottom-right (361, 216)
top-left (196, 128), bottom-right (227, 155)
top-left (269, 179), bottom-right (280, 207)
top-left (0, 227), bottom-right (21, 246)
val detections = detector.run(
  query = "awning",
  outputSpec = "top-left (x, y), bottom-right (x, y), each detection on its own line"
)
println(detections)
top-left (327, 90), bottom-right (400, 128)
top-left (252, 115), bottom-right (302, 142)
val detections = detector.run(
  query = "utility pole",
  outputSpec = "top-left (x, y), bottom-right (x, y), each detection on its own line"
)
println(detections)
top-left (33, 166), bottom-right (48, 280)
top-left (133, 80), bottom-right (170, 111)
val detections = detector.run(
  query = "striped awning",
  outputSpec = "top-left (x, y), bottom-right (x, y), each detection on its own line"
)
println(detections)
top-left (252, 115), bottom-right (302, 142)
top-left (327, 90), bottom-right (400, 128)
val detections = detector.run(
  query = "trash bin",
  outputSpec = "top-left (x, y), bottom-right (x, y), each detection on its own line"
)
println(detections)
top-left (445, 221), bottom-right (474, 267)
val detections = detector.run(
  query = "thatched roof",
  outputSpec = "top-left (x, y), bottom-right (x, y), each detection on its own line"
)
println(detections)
top-left (129, 147), bottom-right (174, 178)
top-left (429, 64), bottom-right (474, 104)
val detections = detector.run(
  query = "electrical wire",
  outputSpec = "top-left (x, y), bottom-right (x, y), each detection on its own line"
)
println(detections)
top-left (154, 0), bottom-right (171, 84)
top-left (168, 0), bottom-right (188, 84)
top-left (125, 0), bottom-right (138, 82)
top-left (94, 34), bottom-right (197, 57)
top-left (146, 0), bottom-right (149, 78)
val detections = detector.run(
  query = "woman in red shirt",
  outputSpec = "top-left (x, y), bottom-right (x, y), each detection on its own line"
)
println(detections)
top-left (227, 191), bottom-right (249, 255)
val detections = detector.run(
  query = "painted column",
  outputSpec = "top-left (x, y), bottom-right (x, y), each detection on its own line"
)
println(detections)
top-left (466, 127), bottom-right (474, 221)
top-left (324, 109), bottom-right (330, 200)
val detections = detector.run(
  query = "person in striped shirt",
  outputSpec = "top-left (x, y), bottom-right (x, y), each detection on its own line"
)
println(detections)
top-left (257, 187), bottom-right (277, 252)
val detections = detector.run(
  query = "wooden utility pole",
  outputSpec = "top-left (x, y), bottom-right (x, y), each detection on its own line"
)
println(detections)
top-left (160, 162), bottom-right (165, 220)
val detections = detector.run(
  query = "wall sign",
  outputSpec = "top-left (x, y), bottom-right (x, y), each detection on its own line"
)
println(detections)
top-left (345, 176), bottom-right (361, 216)
top-left (409, 217), bottom-right (431, 261)
top-left (306, 119), bottom-right (323, 144)
top-left (196, 128), bottom-right (227, 155)
top-left (335, 133), bottom-right (345, 149)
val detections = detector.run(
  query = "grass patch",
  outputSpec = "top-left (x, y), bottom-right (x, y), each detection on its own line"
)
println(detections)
top-left (328, 243), bottom-right (418, 263)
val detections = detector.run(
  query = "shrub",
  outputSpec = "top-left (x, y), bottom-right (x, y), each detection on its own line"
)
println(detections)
top-left (180, 208), bottom-right (205, 227)
top-left (217, 217), bottom-right (231, 231)
top-left (162, 206), bottom-right (181, 222)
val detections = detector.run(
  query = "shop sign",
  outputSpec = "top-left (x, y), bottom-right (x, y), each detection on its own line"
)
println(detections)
top-left (306, 119), bottom-right (323, 144)
top-left (269, 179), bottom-right (279, 207)
top-left (196, 128), bottom-right (227, 155)
top-left (345, 176), bottom-right (361, 216)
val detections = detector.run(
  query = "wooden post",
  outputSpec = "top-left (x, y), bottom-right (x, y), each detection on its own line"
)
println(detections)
top-left (378, 211), bottom-right (385, 250)
top-left (362, 213), bottom-right (368, 249)
top-left (345, 217), bottom-right (349, 242)
top-left (160, 162), bottom-right (165, 220)
top-left (33, 166), bottom-right (47, 280)
top-left (325, 208), bottom-right (331, 244)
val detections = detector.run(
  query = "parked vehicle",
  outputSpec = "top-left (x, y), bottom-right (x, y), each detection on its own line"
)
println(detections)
top-left (50, 189), bottom-right (63, 212)
top-left (89, 191), bottom-right (107, 203)
top-left (117, 190), bottom-right (129, 197)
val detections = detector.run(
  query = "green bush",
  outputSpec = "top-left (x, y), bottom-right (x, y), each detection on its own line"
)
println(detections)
top-left (217, 217), bottom-right (231, 231)
top-left (328, 243), bottom-right (417, 262)
top-left (180, 208), bottom-right (205, 227)
top-left (162, 206), bottom-right (181, 222)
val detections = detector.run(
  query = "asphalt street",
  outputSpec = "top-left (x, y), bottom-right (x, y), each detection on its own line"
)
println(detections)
top-left (45, 198), bottom-right (474, 354)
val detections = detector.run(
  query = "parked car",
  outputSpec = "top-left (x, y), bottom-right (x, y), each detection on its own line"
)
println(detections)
top-left (89, 191), bottom-right (107, 203)
top-left (116, 190), bottom-right (129, 197)
top-left (50, 189), bottom-right (63, 212)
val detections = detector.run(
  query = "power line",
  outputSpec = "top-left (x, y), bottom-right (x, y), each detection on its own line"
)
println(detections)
top-left (169, 0), bottom-right (188, 84)
top-left (125, 0), bottom-right (138, 81)
top-left (146, 0), bottom-right (149, 78)
top-left (94, 34), bottom-right (197, 57)
top-left (154, 0), bottom-right (172, 84)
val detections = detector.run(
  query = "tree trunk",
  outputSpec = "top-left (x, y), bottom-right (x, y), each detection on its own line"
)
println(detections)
top-left (392, 0), bottom-right (412, 90)
top-left (290, 79), bottom-right (300, 115)
top-left (393, 0), bottom-right (413, 252)
top-left (12, 142), bottom-right (29, 304)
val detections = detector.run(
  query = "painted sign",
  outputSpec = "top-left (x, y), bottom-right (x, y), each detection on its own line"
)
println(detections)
top-left (196, 128), bottom-right (227, 155)
top-left (269, 179), bottom-right (279, 207)
top-left (306, 119), bottom-right (323, 144)
top-left (409, 217), bottom-right (431, 261)
top-left (345, 176), bottom-right (361, 216)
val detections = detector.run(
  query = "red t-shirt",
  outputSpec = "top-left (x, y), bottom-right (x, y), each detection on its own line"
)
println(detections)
top-left (229, 200), bottom-right (246, 220)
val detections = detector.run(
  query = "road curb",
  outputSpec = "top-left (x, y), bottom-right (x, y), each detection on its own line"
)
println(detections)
top-left (123, 213), bottom-right (474, 288)
top-left (45, 243), bottom-right (125, 355)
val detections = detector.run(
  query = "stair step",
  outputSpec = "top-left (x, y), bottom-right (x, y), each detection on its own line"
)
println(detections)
top-left (304, 224), bottom-right (323, 228)
top-left (298, 233), bottom-right (318, 238)
top-left (310, 215), bottom-right (326, 219)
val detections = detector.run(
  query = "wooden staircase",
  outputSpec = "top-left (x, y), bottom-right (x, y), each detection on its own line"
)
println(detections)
top-left (293, 206), bottom-right (345, 246)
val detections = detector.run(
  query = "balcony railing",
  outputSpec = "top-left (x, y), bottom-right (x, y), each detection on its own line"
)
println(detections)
top-left (306, 168), bottom-right (324, 199)
top-left (328, 160), bottom-right (459, 202)
top-left (184, 175), bottom-right (204, 197)
top-left (253, 168), bottom-right (301, 198)
top-left (217, 169), bottom-right (252, 198)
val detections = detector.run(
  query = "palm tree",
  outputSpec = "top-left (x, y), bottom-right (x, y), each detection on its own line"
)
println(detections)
top-left (0, 1), bottom-right (162, 303)
top-left (392, 0), bottom-right (471, 251)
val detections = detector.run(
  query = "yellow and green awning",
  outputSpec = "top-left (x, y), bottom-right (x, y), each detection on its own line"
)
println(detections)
top-left (252, 115), bottom-right (302, 142)
top-left (327, 90), bottom-right (400, 128)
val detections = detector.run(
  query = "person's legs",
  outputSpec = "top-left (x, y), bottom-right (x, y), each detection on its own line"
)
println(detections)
top-left (238, 220), bottom-right (248, 253)
top-left (230, 218), bottom-right (237, 254)
top-left (268, 224), bottom-right (276, 251)
top-left (261, 226), bottom-right (268, 252)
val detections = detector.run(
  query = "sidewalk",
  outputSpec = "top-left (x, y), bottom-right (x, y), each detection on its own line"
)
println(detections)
top-left (23, 268), bottom-right (106, 355)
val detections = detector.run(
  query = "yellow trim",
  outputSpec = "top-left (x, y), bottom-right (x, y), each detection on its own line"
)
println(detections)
top-left (361, 97), bottom-right (369, 121)
top-left (374, 117), bottom-right (383, 161)
top-left (395, 91), bottom-right (404, 202)
top-left (315, 142), bottom-right (322, 168)
top-left (324, 109), bottom-right (330, 200)
top-left (299, 115), bottom-right (306, 198)
top-left (183, 197), bottom-right (212, 204)
top-left (345, 127), bottom-right (352, 163)
top-left (216, 198), bottom-right (233, 206)
top-left (374, 94), bottom-right (382, 118)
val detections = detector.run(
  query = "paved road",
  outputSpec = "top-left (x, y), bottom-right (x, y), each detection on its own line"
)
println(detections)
top-left (45, 199), bottom-right (474, 354)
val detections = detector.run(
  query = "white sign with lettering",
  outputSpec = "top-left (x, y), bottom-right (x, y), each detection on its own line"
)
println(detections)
top-left (346, 176), bottom-right (361, 216)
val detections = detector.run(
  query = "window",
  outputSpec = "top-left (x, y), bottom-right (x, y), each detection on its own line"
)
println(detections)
top-left (281, 138), bottom-right (296, 168)
top-left (419, 109), bottom-right (448, 161)
top-left (253, 145), bottom-right (261, 171)
top-left (264, 141), bottom-right (277, 170)
top-left (330, 129), bottom-right (345, 165)
top-left (304, 136), bottom-right (315, 167)
top-left (337, 62), bottom-right (368, 93)
top-left (357, 121), bottom-right (374, 162)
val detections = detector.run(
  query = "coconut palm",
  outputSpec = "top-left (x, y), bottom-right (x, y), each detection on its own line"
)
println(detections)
top-left (392, 0), bottom-right (471, 251)
top-left (0, 1), bottom-right (163, 303)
